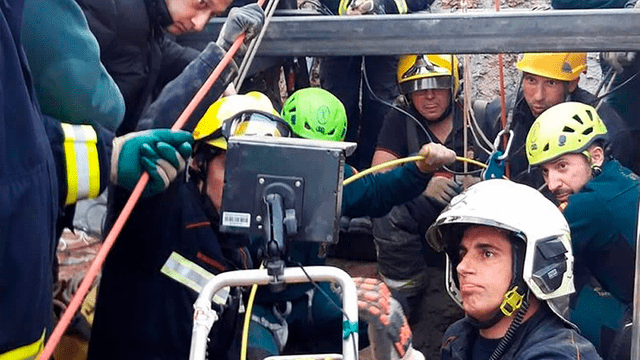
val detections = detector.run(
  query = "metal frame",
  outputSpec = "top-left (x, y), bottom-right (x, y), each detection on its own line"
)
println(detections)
top-left (178, 9), bottom-right (640, 55)
top-left (189, 266), bottom-right (359, 360)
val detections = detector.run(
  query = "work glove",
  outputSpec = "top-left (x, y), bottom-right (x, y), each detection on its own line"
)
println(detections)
top-left (354, 277), bottom-right (425, 360)
top-left (414, 143), bottom-right (457, 174)
top-left (216, 4), bottom-right (265, 54)
top-left (346, 0), bottom-right (386, 14)
top-left (423, 176), bottom-right (461, 206)
top-left (111, 129), bottom-right (194, 197)
top-left (602, 51), bottom-right (637, 74)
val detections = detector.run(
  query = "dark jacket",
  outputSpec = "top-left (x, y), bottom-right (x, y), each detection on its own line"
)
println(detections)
top-left (552, 0), bottom-right (632, 8)
top-left (0, 0), bottom-right (59, 354)
top-left (441, 305), bottom-right (602, 360)
top-left (89, 181), bottom-right (251, 360)
top-left (373, 101), bottom-right (492, 276)
top-left (76, 0), bottom-right (201, 134)
top-left (484, 87), bottom-right (635, 189)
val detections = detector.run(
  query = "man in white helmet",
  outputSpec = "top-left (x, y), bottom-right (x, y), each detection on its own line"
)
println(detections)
top-left (422, 179), bottom-right (601, 360)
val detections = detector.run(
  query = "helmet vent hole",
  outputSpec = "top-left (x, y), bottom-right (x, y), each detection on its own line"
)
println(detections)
top-left (561, 126), bottom-right (575, 133)
top-left (543, 143), bottom-right (550, 152)
top-left (582, 127), bottom-right (593, 136)
top-left (585, 109), bottom-right (594, 121)
top-left (328, 129), bottom-right (335, 136)
top-left (304, 122), bottom-right (311, 130)
top-left (572, 114), bottom-right (583, 125)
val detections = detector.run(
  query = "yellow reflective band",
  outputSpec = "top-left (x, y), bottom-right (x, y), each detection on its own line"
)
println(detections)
top-left (394, 0), bottom-right (407, 14)
top-left (161, 252), bottom-right (230, 305)
top-left (0, 329), bottom-right (45, 360)
top-left (61, 124), bottom-right (100, 205)
top-left (338, 0), bottom-right (350, 15)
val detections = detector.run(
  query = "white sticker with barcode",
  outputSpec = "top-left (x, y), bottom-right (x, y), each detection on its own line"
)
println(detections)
top-left (222, 211), bottom-right (251, 228)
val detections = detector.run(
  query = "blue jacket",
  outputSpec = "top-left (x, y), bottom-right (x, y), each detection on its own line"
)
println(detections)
top-left (562, 159), bottom-right (638, 356)
top-left (441, 305), bottom-right (602, 360)
top-left (0, 0), bottom-right (58, 354)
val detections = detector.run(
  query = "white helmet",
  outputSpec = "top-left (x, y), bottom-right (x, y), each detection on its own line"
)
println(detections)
top-left (426, 179), bottom-right (575, 324)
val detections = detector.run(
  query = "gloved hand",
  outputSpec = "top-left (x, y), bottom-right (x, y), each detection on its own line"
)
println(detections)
top-left (111, 129), bottom-right (194, 197)
top-left (414, 143), bottom-right (457, 174)
top-left (216, 4), bottom-right (265, 54)
top-left (354, 278), bottom-right (425, 360)
top-left (346, 0), bottom-right (386, 14)
top-left (423, 176), bottom-right (461, 206)
top-left (602, 51), bottom-right (637, 73)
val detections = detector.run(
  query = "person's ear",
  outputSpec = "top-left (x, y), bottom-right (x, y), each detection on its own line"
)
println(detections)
top-left (567, 78), bottom-right (580, 93)
top-left (588, 145), bottom-right (605, 167)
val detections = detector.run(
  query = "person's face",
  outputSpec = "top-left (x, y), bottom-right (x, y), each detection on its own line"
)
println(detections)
top-left (541, 153), bottom-right (591, 203)
top-left (205, 152), bottom-right (226, 210)
top-left (164, 0), bottom-right (234, 35)
top-left (411, 89), bottom-right (451, 122)
top-left (522, 73), bottom-right (577, 118)
top-left (456, 226), bottom-right (513, 322)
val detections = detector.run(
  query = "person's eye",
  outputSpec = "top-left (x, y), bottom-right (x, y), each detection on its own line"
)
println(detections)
top-left (547, 80), bottom-right (557, 86)
top-left (483, 250), bottom-right (494, 258)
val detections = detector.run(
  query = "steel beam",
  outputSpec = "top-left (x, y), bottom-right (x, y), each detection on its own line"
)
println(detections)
top-left (178, 9), bottom-right (640, 56)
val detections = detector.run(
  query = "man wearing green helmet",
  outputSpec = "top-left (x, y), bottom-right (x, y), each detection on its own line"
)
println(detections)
top-left (525, 101), bottom-right (639, 360)
top-left (245, 87), bottom-right (456, 359)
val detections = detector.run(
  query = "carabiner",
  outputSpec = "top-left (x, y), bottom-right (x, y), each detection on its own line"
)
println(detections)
top-left (492, 129), bottom-right (514, 161)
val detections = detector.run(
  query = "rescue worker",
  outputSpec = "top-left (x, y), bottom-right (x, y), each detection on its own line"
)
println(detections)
top-left (481, 52), bottom-right (634, 189)
top-left (318, 0), bottom-right (435, 170)
top-left (0, 0), bottom-right (126, 355)
top-left (244, 87), bottom-right (456, 358)
top-left (76, 0), bottom-right (265, 135)
top-left (426, 179), bottom-right (602, 360)
top-left (370, 54), bottom-right (490, 323)
top-left (89, 92), bottom-right (289, 359)
top-left (526, 102), bottom-right (638, 360)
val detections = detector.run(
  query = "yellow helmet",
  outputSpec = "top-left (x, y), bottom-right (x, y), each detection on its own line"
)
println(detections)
top-left (192, 91), bottom-right (280, 150)
top-left (526, 102), bottom-right (608, 166)
top-left (516, 53), bottom-right (587, 81)
top-left (397, 54), bottom-right (460, 95)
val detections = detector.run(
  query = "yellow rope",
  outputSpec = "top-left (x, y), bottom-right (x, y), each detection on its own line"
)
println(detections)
top-left (343, 156), bottom-right (488, 186)
top-left (240, 263), bottom-right (264, 360)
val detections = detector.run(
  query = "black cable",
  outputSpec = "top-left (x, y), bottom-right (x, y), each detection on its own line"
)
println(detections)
top-left (488, 294), bottom-right (530, 360)
top-left (292, 261), bottom-right (360, 358)
top-left (592, 70), bottom-right (640, 104)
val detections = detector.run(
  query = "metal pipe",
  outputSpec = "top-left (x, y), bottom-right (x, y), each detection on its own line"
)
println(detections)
top-left (178, 9), bottom-right (640, 56)
top-left (189, 266), bottom-right (359, 360)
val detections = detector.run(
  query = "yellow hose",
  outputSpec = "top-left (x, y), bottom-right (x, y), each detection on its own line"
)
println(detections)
top-left (343, 155), bottom-right (488, 186)
top-left (240, 263), bottom-right (264, 360)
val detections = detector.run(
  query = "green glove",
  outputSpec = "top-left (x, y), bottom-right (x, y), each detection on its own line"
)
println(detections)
top-left (111, 129), bottom-right (194, 197)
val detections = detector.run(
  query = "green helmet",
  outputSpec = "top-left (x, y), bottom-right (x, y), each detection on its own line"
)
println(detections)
top-left (281, 88), bottom-right (347, 142)
top-left (526, 102), bottom-right (608, 166)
